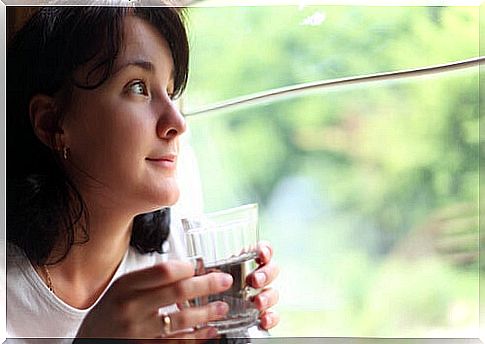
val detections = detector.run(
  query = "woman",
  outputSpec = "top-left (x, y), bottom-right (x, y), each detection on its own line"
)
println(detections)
top-left (6, 5), bottom-right (279, 340)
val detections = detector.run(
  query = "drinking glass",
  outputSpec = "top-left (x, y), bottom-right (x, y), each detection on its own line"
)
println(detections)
top-left (182, 203), bottom-right (260, 335)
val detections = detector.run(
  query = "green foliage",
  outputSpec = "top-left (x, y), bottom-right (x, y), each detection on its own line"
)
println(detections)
top-left (185, 6), bottom-right (478, 109)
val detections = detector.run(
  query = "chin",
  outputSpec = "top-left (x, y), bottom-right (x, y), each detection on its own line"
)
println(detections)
top-left (149, 186), bottom-right (180, 209)
top-left (163, 189), bottom-right (180, 207)
top-left (138, 178), bottom-right (180, 212)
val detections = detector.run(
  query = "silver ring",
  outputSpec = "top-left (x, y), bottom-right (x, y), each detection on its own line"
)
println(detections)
top-left (159, 312), bottom-right (172, 337)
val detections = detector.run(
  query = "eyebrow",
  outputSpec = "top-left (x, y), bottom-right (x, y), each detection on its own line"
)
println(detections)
top-left (113, 59), bottom-right (175, 82)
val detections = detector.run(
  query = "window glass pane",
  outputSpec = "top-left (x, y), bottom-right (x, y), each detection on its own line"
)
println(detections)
top-left (185, 67), bottom-right (480, 337)
top-left (184, 6), bottom-right (478, 111)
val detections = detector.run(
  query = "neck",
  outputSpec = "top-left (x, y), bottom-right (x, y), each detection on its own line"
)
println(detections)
top-left (43, 201), bottom-right (136, 309)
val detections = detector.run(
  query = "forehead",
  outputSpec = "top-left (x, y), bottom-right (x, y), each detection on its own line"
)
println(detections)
top-left (116, 16), bottom-right (174, 73)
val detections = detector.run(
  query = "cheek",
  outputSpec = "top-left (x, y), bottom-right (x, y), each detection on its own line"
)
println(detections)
top-left (65, 100), bottom-right (152, 174)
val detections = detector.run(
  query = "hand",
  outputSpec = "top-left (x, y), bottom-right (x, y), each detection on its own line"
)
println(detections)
top-left (76, 260), bottom-right (233, 339)
top-left (247, 241), bottom-right (280, 330)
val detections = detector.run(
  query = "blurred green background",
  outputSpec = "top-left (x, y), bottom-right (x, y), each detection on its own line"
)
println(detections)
top-left (181, 5), bottom-right (481, 338)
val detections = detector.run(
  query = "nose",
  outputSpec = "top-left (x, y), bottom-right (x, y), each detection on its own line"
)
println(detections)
top-left (156, 100), bottom-right (187, 140)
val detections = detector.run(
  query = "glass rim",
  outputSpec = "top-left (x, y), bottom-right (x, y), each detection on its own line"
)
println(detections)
top-left (183, 203), bottom-right (259, 234)
top-left (184, 218), bottom-right (257, 234)
top-left (205, 203), bottom-right (258, 219)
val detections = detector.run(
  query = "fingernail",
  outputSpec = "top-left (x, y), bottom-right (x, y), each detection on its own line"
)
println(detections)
top-left (221, 273), bottom-right (233, 287)
top-left (255, 272), bottom-right (266, 285)
top-left (258, 294), bottom-right (268, 308)
top-left (208, 327), bottom-right (218, 337)
top-left (264, 315), bottom-right (273, 328)
top-left (214, 301), bottom-right (229, 315)
top-left (262, 246), bottom-right (270, 260)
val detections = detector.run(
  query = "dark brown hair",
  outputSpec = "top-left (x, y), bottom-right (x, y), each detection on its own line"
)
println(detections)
top-left (7, 5), bottom-right (189, 265)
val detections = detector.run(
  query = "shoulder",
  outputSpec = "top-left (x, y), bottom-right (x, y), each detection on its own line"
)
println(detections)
top-left (6, 242), bottom-right (43, 299)
top-left (6, 241), bottom-right (28, 270)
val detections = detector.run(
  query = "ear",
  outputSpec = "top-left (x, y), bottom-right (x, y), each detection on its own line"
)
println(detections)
top-left (29, 94), bottom-right (63, 149)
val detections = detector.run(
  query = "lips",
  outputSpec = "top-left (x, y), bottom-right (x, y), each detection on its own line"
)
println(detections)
top-left (146, 154), bottom-right (177, 169)
top-left (146, 154), bottom-right (176, 163)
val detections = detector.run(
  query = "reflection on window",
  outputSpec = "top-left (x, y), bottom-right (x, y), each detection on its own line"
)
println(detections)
top-left (183, 4), bottom-right (480, 338)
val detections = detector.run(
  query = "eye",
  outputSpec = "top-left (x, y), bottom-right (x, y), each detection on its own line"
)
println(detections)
top-left (127, 80), bottom-right (148, 96)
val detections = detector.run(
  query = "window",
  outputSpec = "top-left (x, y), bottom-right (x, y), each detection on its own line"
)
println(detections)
top-left (182, 3), bottom-right (481, 338)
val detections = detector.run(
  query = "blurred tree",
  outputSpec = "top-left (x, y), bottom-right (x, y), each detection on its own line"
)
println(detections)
top-left (186, 6), bottom-right (478, 253)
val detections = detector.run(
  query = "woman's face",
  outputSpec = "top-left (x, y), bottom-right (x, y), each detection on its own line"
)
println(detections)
top-left (61, 16), bottom-right (186, 213)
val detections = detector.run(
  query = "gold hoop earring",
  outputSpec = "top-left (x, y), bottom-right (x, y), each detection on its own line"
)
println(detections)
top-left (63, 146), bottom-right (69, 160)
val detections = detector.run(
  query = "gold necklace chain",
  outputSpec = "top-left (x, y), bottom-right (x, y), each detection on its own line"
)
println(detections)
top-left (42, 265), bottom-right (55, 294)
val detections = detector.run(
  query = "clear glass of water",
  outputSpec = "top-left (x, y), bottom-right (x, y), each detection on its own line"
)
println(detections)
top-left (182, 203), bottom-right (260, 335)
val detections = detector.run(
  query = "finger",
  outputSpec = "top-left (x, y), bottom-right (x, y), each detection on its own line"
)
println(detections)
top-left (247, 261), bottom-right (279, 288)
top-left (259, 310), bottom-right (280, 330)
top-left (163, 301), bottom-right (229, 333)
top-left (138, 301), bottom-right (228, 338)
top-left (163, 272), bottom-right (233, 305)
top-left (256, 241), bottom-right (273, 265)
top-left (133, 272), bottom-right (233, 313)
top-left (253, 288), bottom-right (279, 312)
top-left (117, 261), bottom-right (195, 291)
